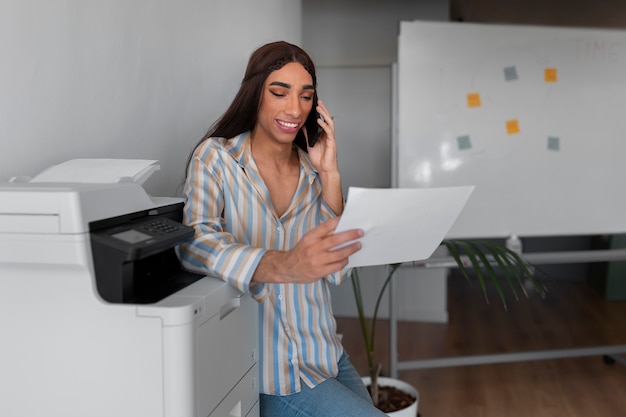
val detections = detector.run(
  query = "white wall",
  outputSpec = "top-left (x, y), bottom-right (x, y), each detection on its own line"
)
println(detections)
top-left (0, 0), bottom-right (301, 197)
top-left (302, 0), bottom-right (449, 67)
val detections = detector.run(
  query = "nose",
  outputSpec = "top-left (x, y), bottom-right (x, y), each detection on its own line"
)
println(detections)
top-left (285, 93), bottom-right (302, 118)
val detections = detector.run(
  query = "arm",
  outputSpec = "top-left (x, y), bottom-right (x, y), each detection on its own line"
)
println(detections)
top-left (307, 99), bottom-right (344, 215)
top-left (319, 170), bottom-right (344, 216)
top-left (178, 142), bottom-right (267, 298)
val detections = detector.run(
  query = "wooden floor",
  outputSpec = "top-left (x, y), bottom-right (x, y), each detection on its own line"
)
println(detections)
top-left (336, 276), bottom-right (626, 417)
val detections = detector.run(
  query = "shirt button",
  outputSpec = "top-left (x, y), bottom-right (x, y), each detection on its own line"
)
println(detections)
top-left (276, 226), bottom-right (282, 232)
top-left (278, 294), bottom-right (284, 300)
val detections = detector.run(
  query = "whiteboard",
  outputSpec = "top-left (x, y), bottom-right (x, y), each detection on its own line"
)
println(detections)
top-left (397, 20), bottom-right (626, 239)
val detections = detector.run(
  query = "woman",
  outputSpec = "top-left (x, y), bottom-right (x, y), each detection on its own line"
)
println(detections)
top-left (178, 41), bottom-right (386, 417)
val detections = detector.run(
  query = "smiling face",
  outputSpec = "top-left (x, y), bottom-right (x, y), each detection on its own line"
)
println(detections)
top-left (254, 62), bottom-right (315, 146)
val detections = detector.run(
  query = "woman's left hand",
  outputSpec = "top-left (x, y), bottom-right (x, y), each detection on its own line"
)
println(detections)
top-left (307, 100), bottom-right (339, 174)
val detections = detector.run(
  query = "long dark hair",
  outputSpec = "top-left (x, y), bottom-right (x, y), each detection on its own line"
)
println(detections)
top-left (195, 41), bottom-right (318, 154)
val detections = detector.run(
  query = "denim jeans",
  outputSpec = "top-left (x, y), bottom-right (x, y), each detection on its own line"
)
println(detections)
top-left (259, 353), bottom-right (388, 417)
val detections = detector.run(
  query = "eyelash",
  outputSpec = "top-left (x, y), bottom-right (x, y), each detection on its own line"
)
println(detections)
top-left (270, 91), bottom-right (313, 101)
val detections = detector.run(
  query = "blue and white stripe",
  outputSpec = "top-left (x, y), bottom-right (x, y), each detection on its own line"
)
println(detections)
top-left (178, 132), bottom-right (348, 395)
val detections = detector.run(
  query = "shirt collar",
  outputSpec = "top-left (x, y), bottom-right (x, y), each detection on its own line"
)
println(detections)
top-left (225, 131), bottom-right (318, 183)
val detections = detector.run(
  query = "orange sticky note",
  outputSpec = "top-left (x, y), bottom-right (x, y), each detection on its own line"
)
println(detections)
top-left (467, 93), bottom-right (481, 108)
top-left (506, 119), bottom-right (520, 135)
top-left (544, 68), bottom-right (558, 82)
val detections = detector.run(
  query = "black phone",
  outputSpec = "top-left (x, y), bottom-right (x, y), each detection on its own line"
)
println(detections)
top-left (305, 95), bottom-right (323, 148)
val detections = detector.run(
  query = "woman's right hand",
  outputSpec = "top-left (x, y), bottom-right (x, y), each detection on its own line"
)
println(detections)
top-left (252, 217), bottom-right (363, 283)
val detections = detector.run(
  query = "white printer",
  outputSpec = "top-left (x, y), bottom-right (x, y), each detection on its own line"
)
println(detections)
top-left (0, 162), bottom-right (259, 417)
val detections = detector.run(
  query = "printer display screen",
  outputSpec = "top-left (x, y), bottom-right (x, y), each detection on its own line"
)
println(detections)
top-left (111, 229), bottom-right (152, 244)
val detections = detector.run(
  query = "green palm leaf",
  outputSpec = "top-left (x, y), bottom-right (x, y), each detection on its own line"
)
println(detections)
top-left (352, 239), bottom-right (546, 406)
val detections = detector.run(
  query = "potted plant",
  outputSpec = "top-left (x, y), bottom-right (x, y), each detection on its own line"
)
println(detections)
top-left (350, 239), bottom-right (545, 415)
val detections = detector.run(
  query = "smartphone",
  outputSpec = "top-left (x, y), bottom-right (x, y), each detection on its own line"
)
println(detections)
top-left (305, 95), bottom-right (323, 148)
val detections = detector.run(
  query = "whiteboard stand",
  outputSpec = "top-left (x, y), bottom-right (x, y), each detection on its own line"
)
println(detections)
top-left (606, 353), bottom-right (626, 367)
top-left (391, 345), bottom-right (626, 372)
top-left (389, 19), bottom-right (626, 378)
top-left (388, 248), bottom-right (626, 378)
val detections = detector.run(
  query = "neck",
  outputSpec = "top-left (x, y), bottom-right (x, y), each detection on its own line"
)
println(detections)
top-left (250, 130), bottom-right (297, 167)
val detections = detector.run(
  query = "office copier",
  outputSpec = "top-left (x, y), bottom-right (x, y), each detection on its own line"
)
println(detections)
top-left (0, 162), bottom-right (259, 417)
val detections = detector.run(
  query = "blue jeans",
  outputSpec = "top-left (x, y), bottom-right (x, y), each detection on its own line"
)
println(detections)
top-left (259, 353), bottom-right (388, 417)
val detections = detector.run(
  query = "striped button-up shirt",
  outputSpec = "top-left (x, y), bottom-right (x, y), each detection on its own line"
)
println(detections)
top-left (178, 132), bottom-right (348, 395)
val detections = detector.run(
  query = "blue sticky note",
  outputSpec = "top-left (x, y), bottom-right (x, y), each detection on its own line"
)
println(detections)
top-left (457, 135), bottom-right (472, 150)
top-left (547, 136), bottom-right (560, 151)
top-left (504, 66), bottom-right (518, 81)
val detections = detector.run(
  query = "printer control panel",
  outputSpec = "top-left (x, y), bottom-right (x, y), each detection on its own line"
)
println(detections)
top-left (89, 203), bottom-right (203, 304)
top-left (110, 218), bottom-right (188, 244)
top-left (93, 216), bottom-right (194, 260)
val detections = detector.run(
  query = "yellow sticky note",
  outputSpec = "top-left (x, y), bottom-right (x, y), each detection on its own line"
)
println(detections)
top-left (506, 119), bottom-right (520, 135)
top-left (467, 93), bottom-right (481, 108)
top-left (544, 68), bottom-right (558, 82)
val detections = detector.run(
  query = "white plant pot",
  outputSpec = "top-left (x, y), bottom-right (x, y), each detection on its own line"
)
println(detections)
top-left (362, 376), bottom-right (419, 417)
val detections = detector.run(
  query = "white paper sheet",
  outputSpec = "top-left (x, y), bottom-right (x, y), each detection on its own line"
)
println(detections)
top-left (30, 159), bottom-right (159, 184)
top-left (335, 186), bottom-right (474, 268)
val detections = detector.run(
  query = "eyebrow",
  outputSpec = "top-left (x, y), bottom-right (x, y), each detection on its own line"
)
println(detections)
top-left (269, 81), bottom-right (315, 91)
